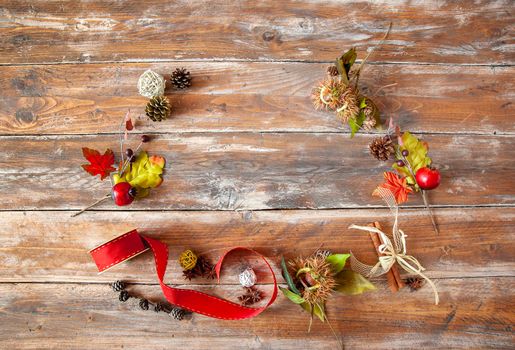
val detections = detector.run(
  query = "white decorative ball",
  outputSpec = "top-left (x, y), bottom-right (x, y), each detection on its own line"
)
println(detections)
top-left (238, 267), bottom-right (257, 287)
top-left (137, 69), bottom-right (165, 98)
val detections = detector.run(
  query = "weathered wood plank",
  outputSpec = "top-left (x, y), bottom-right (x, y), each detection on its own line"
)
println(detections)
top-left (1, 280), bottom-right (513, 349)
top-left (0, 209), bottom-right (513, 283)
top-left (0, 134), bottom-right (512, 209)
top-left (0, 1), bottom-right (513, 64)
top-left (1, 63), bottom-right (513, 135)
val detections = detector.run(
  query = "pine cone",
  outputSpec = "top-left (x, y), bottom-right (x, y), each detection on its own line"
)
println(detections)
top-left (139, 298), bottom-right (149, 310)
top-left (169, 307), bottom-right (185, 320)
top-left (405, 277), bottom-right (425, 291)
top-left (327, 65), bottom-right (339, 77)
top-left (145, 95), bottom-right (171, 122)
top-left (119, 290), bottom-right (130, 302)
top-left (170, 68), bottom-right (191, 89)
top-left (369, 136), bottom-right (395, 161)
top-left (361, 96), bottom-right (380, 131)
top-left (111, 280), bottom-right (126, 292)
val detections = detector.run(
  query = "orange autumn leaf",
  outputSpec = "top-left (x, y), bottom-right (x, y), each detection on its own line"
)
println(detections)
top-left (81, 147), bottom-right (116, 180)
top-left (373, 172), bottom-right (413, 204)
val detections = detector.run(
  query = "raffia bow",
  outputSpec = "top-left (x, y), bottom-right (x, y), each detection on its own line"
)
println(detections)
top-left (349, 187), bottom-right (439, 305)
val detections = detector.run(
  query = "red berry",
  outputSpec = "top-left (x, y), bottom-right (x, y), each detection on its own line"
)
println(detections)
top-left (141, 135), bottom-right (151, 143)
top-left (112, 182), bottom-right (135, 206)
top-left (415, 167), bottom-right (441, 190)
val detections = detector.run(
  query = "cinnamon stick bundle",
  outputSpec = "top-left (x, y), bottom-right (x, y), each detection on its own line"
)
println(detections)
top-left (368, 222), bottom-right (404, 292)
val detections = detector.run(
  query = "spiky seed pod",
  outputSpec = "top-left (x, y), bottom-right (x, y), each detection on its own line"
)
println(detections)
top-left (405, 277), bottom-right (425, 291)
top-left (288, 255), bottom-right (336, 306)
top-left (111, 280), bottom-right (126, 292)
top-left (311, 77), bottom-right (348, 111)
top-left (327, 65), bottom-right (339, 77)
top-left (139, 298), bottom-right (149, 310)
top-left (119, 290), bottom-right (130, 302)
top-left (360, 96), bottom-right (380, 131)
top-left (369, 136), bottom-right (395, 161)
top-left (335, 86), bottom-right (360, 122)
top-left (145, 95), bottom-right (171, 122)
top-left (170, 68), bottom-right (191, 89)
top-left (170, 307), bottom-right (185, 320)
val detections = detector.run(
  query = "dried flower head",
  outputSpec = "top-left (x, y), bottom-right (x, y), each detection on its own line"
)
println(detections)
top-left (335, 86), bottom-right (360, 122)
top-left (311, 77), bottom-right (348, 111)
top-left (289, 254), bottom-right (336, 306)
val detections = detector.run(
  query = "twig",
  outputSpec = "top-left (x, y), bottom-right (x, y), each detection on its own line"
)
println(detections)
top-left (353, 22), bottom-right (392, 87)
top-left (71, 193), bottom-right (110, 217)
top-left (421, 190), bottom-right (439, 235)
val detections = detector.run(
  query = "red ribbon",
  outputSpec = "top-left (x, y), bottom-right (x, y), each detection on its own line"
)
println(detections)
top-left (90, 229), bottom-right (277, 320)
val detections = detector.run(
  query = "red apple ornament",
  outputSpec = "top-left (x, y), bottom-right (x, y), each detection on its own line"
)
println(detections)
top-left (415, 167), bottom-right (441, 190)
top-left (112, 182), bottom-right (136, 206)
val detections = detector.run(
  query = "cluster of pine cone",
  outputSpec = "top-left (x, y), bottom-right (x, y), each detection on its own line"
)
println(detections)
top-left (111, 280), bottom-right (186, 320)
top-left (144, 68), bottom-right (192, 122)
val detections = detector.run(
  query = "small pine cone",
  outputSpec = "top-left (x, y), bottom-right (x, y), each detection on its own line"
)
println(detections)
top-left (369, 136), bottom-right (395, 161)
top-left (119, 290), bottom-right (130, 302)
top-left (169, 307), bottom-right (185, 320)
top-left (360, 96), bottom-right (380, 131)
top-left (139, 298), bottom-right (149, 310)
top-left (154, 302), bottom-right (164, 313)
top-left (170, 68), bottom-right (191, 89)
top-left (145, 95), bottom-right (171, 122)
top-left (405, 277), bottom-right (425, 291)
top-left (327, 65), bottom-right (339, 77)
top-left (111, 280), bottom-right (126, 292)
top-left (362, 115), bottom-right (377, 131)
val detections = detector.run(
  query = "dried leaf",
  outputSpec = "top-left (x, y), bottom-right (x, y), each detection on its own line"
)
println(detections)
top-left (113, 152), bottom-right (165, 197)
top-left (301, 302), bottom-right (326, 322)
top-left (81, 148), bottom-right (116, 180)
top-left (279, 287), bottom-right (305, 304)
top-left (334, 270), bottom-right (376, 295)
top-left (325, 254), bottom-right (350, 274)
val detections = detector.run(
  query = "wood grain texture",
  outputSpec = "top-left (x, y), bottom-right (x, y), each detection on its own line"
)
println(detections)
top-left (0, 209), bottom-right (513, 283)
top-left (1, 62), bottom-right (513, 135)
top-left (1, 280), bottom-right (514, 349)
top-left (0, 0), bottom-right (513, 65)
top-left (0, 133), bottom-right (512, 210)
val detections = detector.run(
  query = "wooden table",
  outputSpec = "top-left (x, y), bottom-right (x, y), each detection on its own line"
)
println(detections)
top-left (1, 1), bottom-right (513, 349)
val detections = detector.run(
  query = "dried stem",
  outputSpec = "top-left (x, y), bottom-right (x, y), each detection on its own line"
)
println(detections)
top-left (421, 190), bottom-right (439, 235)
top-left (71, 193), bottom-right (111, 217)
top-left (353, 22), bottom-right (392, 87)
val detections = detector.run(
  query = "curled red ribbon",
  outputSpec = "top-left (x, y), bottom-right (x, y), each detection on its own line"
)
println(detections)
top-left (90, 229), bottom-right (277, 320)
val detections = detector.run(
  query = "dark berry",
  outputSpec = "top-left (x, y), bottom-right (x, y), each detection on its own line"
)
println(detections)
top-left (396, 160), bottom-right (405, 167)
top-left (402, 149), bottom-right (409, 157)
top-left (128, 187), bottom-right (138, 198)
top-left (125, 148), bottom-right (134, 158)
top-left (129, 155), bottom-right (136, 163)
top-left (141, 135), bottom-right (151, 143)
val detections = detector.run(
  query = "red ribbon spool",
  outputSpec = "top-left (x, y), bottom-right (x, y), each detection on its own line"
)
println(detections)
top-left (90, 229), bottom-right (278, 320)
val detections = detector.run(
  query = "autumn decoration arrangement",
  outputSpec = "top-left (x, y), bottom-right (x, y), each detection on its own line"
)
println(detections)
top-left (81, 25), bottom-right (442, 346)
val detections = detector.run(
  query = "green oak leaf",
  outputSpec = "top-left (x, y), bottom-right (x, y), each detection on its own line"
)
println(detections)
top-left (348, 111), bottom-right (366, 138)
top-left (325, 254), bottom-right (350, 274)
top-left (334, 270), bottom-right (376, 295)
top-left (393, 132), bottom-right (432, 185)
top-left (279, 286), bottom-right (305, 304)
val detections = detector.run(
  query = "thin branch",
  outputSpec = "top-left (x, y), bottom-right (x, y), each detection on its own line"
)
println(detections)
top-left (71, 193), bottom-right (110, 217)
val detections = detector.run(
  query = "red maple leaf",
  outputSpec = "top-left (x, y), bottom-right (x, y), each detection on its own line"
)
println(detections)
top-left (373, 172), bottom-right (413, 204)
top-left (81, 147), bottom-right (116, 180)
